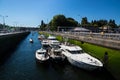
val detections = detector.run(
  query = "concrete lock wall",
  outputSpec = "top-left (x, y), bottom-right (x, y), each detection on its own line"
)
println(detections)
top-left (45, 31), bottom-right (120, 50)
top-left (0, 32), bottom-right (30, 60)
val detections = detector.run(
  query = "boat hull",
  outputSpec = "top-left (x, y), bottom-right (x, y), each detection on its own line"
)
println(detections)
top-left (35, 53), bottom-right (49, 63)
top-left (36, 56), bottom-right (49, 63)
top-left (67, 57), bottom-right (102, 71)
top-left (36, 58), bottom-right (49, 63)
top-left (50, 55), bottom-right (65, 63)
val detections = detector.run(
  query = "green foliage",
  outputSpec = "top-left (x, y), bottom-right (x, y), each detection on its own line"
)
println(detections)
top-left (40, 20), bottom-right (47, 31)
top-left (66, 18), bottom-right (78, 26)
top-left (49, 14), bottom-right (78, 31)
top-left (49, 14), bottom-right (66, 31)
top-left (39, 31), bottom-right (49, 37)
top-left (39, 14), bottom-right (119, 31)
top-left (56, 35), bottom-right (63, 42)
top-left (80, 17), bottom-right (118, 28)
top-left (52, 14), bottom-right (66, 26)
top-left (0, 23), bottom-right (3, 29)
top-left (91, 20), bottom-right (108, 27)
top-left (0, 23), bottom-right (10, 29)
top-left (81, 17), bottom-right (89, 27)
top-left (108, 19), bottom-right (117, 28)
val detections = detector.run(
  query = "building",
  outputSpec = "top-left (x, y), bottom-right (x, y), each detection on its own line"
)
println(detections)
top-left (71, 27), bottom-right (90, 32)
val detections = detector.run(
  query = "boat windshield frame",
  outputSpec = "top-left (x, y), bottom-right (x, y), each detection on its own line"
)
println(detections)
top-left (50, 44), bottom-right (61, 49)
top-left (67, 50), bottom-right (84, 54)
top-left (48, 38), bottom-right (57, 40)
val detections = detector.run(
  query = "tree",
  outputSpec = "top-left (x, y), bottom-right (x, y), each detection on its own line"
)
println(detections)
top-left (40, 20), bottom-right (46, 31)
top-left (51, 14), bottom-right (66, 26)
top-left (66, 18), bottom-right (78, 26)
top-left (108, 19), bottom-right (117, 28)
top-left (39, 14), bottom-right (119, 31)
top-left (98, 20), bottom-right (108, 27)
top-left (90, 20), bottom-right (108, 27)
top-left (91, 20), bottom-right (98, 27)
top-left (49, 14), bottom-right (78, 31)
top-left (49, 14), bottom-right (66, 31)
top-left (81, 17), bottom-right (90, 27)
top-left (0, 23), bottom-right (3, 29)
top-left (118, 24), bottom-right (120, 27)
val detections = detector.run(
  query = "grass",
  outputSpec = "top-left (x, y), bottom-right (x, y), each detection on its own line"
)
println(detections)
top-left (81, 42), bottom-right (120, 80)
top-left (40, 32), bottom-right (120, 80)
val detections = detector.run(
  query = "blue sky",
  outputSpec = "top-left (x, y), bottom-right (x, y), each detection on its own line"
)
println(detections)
top-left (0, 0), bottom-right (120, 27)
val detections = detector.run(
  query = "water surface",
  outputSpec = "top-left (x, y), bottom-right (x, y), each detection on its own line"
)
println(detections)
top-left (0, 32), bottom-right (115, 80)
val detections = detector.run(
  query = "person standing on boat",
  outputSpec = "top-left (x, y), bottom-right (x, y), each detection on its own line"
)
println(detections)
top-left (103, 51), bottom-right (109, 65)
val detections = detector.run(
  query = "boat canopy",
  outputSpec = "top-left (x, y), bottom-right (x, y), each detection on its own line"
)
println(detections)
top-left (48, 35), bottom-right (56, 40)
top-left (37, 48), bottom-right (46, 53)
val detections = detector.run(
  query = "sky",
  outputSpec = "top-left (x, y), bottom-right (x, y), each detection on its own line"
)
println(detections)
top-left (0, 0), bottom-right (120, 27)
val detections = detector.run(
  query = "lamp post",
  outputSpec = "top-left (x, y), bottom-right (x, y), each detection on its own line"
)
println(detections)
top-left (47, 18), bottom-right (50, 31)
top-left (13, 21), bottom-right (18, 27)
top-left (0, 15), bottom-right (8, 29)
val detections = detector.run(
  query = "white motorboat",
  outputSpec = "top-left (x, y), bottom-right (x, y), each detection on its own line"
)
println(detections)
top-left (49, 40), bottom-right (60, 45)
top-left (48, 35), bottom-right (56, 40)
top-left (35, 48), bottom-right (49, 63)
top-left (41, 39), bottom-right (49, 46)
top-left (48, 44), bottom-right (65, 62)
top-left (60, 44), bottom-right (103, 71)
top-left (48, 35), bottom-right (60, 45)
top-left (38, 35), bottom-right (41, 40)
top-left (38, 35), bottom-right (45, 40)
top-left (29, 38), bottom-right (33, 43)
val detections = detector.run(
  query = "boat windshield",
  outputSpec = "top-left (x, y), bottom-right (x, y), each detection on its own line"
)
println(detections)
top-left (43, 42), bottom-right (48, 43)
top-left (51, 45), bottom-right (60, 49)
top-left (38, 52), bottom-right (45, 54)
top-left (52, 42), bottom-right (59, 44)
top-left (68, 50), bottom-right (84, 54)
top-left (54, 52), bottom-right (61, 56)
top-left (49, 38), bottom-right (56, 40)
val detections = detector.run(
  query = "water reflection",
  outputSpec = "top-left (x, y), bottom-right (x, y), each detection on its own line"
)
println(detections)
top-left (36, 59), bottom-right (115, 80)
